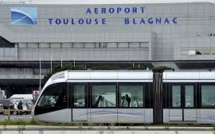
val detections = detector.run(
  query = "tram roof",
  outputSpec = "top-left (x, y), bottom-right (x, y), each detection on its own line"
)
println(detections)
top-left (48, 70), bottom-right (215, 84)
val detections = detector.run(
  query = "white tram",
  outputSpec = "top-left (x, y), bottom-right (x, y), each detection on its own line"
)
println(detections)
top-left (32, 70), bottom-right (215, 124)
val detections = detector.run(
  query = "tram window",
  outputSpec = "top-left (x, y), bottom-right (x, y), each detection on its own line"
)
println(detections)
top-left (37, 83), bottom-right (67, 108)
top-left (201, 85), bottom-right (215, 107)
top-left (74, 85), bottom-right (86, 108)
top-left (185, 85), bottom-right (194, 108)
top-left (119, 85), bottom-right (144, 108)
top-left (92, 85), bottom-right (116, 108)
top-left (172, 86), bottom-right (181, 107)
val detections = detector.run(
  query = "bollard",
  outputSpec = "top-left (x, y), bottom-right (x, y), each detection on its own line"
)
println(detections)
top-left (7, 107), bottom-right (10, 121)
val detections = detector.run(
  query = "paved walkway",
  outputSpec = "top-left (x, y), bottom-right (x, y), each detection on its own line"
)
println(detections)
top-left (0, 130), bottom-right (214, 134)
top-left (0, 126), bottom-right (215, 134)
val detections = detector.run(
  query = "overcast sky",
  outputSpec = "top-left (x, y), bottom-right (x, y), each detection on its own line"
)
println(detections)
top-left (1, 0), bottom-right (215, 4)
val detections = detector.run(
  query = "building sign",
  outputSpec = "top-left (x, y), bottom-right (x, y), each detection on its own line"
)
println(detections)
top-left (11, 7), bottom-right (37, 25)
top-left (48, 7), bottom-right (177, 26)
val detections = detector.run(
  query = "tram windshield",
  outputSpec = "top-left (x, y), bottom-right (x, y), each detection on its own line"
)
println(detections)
top-left (37, 83), bottom-right (67, 108)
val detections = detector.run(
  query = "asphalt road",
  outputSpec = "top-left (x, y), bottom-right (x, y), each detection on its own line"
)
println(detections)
top-left (0, 113), bottom-right (32, 121)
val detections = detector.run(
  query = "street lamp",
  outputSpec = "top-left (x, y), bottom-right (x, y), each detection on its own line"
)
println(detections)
top-left (39, 58), bottom-right (41, 92)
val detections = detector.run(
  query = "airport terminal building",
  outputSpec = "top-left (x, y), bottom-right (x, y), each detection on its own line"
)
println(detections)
top-left (0, 2), bottom-right (214, 95)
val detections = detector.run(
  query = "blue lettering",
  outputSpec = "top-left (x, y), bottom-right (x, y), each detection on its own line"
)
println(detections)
top-left (124, 7), bottom-right (130, 13)
top-left (132, 7), bottom-right (137, 13)
top-left (164, 18), bottom-right (170, 24)
top-left (140, 18), bottom-right (145, 24)
top-left (101, 8), bottom-right (106, 14)
top-left (78, 19), bottom-right (84, 24)
top-left (94, 8), bottom-right (98, 14)
top-left (140, 7), bottom-right (145, 13)
top-left (155, 18), bottom-right (162, 24)
top-left (173, 17), bottom-right (177, 24)
top-left (71, 19), bottom-right (75, 25)
top-left (86, 19), bottom-right (91, 25)
top-left (148, 18), bottom-right (153, 24)
top-left (95, 18), bottom-right (98, 24)
top-left (55, 19), bottom-right (61, 25)
top-left (117, 7), bottom-right (122, 14)
top-left (48, 18), bottom-right (53, 25)
top-left (124, 18), bottom-right (129, 24)
top-left (86, 8), bottom-right (92, 14)
top-left (63, 18), bottom-right (69, 25)
top-left (133, 18), bottom-right (137, 24)
top-left (102, 18), bottom-right (106, 24)
top-left (109, 8), bottom-right (114, 14)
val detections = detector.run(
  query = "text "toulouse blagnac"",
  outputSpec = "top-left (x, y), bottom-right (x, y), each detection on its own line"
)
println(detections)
top-left (48, 7), bottom-right (178, 25)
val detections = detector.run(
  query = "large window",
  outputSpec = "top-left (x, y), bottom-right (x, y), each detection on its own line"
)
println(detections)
top-left (201, 85), bottom-right (215, 107)
top-left (119, 85), bottom-right (144, 108)
top-left (74, 84), bottom-right (86, 108)
top-left (185, 85), bottom-right (194, 108)
top-left (172, 85), bottom-right (181, 107)
top-left (92, 84), bottom-right (116, 108)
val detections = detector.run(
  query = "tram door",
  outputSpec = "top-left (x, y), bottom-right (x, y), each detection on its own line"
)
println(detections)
top-left (169, 84), bottom-right (197, 122)
top-left (72, 84), bottom-right (88, 122)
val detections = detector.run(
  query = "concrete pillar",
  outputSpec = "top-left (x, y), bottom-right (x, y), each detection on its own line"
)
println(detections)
top-left (15, 43), bottom-right (18, 60)
top-left (153, 71), bottom-right (163, 124)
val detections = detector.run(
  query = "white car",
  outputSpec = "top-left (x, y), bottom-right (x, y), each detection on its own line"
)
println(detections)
top-left (11, 99), bottom-right (34, 115)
